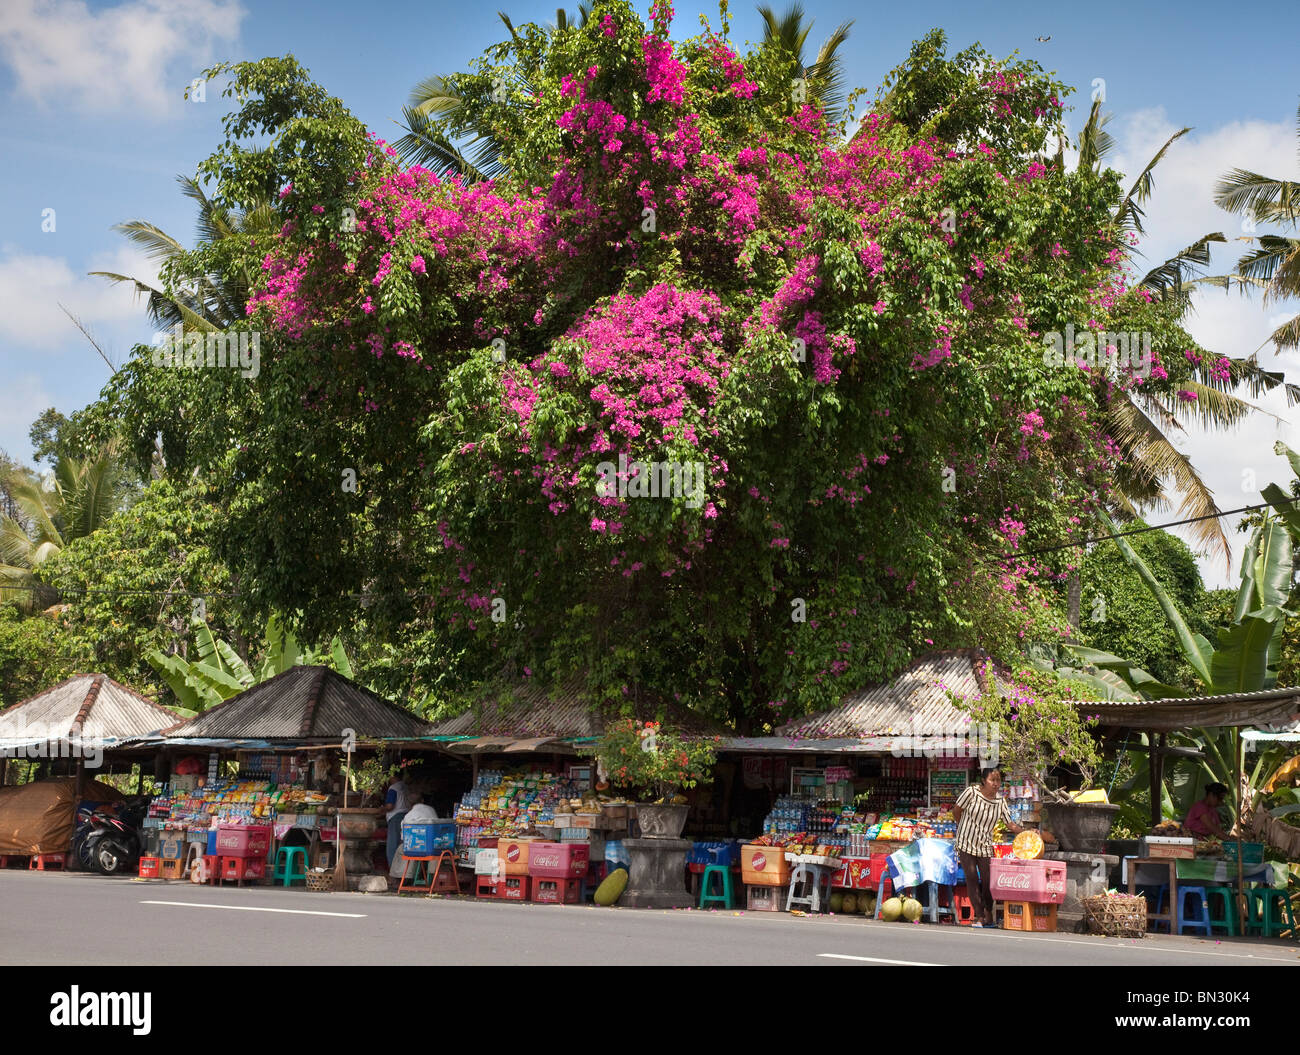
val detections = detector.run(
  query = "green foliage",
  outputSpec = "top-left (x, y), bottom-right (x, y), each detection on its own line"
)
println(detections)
top-left (955, 665), bottom-right (1104, 796)
top-left (1077, 521), bottom-right (1209, 688)
top-left (0, 606), bottom-right (78, 707)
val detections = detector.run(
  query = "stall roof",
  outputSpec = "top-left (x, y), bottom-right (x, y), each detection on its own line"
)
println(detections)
top-left (426, 677), bottom-right (726, 739)
top-left (770, 650), bottom-right (1006, 742)
top-left (163, 666), bottom-right (432, 741)
top-left (0, 674), bottom-right (181, 749)
top-left (1078, 687), bottom-right (1300, 733)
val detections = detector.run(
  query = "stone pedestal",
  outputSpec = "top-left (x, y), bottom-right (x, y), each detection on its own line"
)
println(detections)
top-left (623, 837), bottom-right (693, 909)
top-left (1044, 851), bottom-right (1118, 932)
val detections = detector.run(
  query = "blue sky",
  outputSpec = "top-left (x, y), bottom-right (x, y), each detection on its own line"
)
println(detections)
top-left (1, 0), bottom-right (1298, 586)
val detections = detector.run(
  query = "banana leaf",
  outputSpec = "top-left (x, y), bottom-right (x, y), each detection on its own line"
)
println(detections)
top-left (1099, 508), bottom-right (1214, 687)
top-left (145, 649), bottom-right (224, 712)
top-left (1208, 606), bottom-right (1289, 692)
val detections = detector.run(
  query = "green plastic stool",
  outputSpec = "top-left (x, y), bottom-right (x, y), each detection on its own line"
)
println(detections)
top-left (273, 846), bottom-right (308, 887)
top-left (1244, 887), bottom-right (1296, 938)
top-left (1205, 886), bottom-right (1238, 936)
top-left (699, 863), bottom-right (734, 909)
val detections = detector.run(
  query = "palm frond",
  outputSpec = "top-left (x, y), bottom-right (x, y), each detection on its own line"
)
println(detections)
top-left (1113, 127), bottom-right (1190, 235)
top-left (1136, 231), bottom-right (1225, 301)
top-left (1077, 101), bottom-right (1115, 171)
top-left (1214, 168), bottom-right (1300, 221)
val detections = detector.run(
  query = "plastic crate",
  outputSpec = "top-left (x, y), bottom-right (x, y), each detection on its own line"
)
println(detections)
top-left (497, 876), bottom-right (531, 900)
top-left (527, 842), bottom-right (589, 879)
top-left (989, 858), bottom-right (1066, 905)
top-left (401, 822), bottom-right (456, 855)
top-left (532, 877), bottom-right (583, 904)
top-left (215, 824), bottom-right (271, 859)
top-left (137, 857), bottom-right (161, 879)
top-left (1001, 901), bottom-right (1058, 932)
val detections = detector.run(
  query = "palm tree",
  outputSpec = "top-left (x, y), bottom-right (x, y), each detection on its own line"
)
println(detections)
top-left (757, 3), bottom-right (853, 125)
top-left (1075, 102), bottom-right (1300, 568)
top-left (90, 174), bottom-right (277, 333)
top-left (0, 443), bottom-right (125, 609)
top-left (1212, 100), bottom-right (1300, 352)
top-left (396, 9), bottom-right (589, 180)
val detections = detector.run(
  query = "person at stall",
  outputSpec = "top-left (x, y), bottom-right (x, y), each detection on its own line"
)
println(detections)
top-left (1184, 782), bottom-right (1230, 839)
top-left (381, 769), bottom-right (412, 868)
top-left (953, 767), bottom-right (1023, 928)
top-left (311, 753), bottom-right (343, 795)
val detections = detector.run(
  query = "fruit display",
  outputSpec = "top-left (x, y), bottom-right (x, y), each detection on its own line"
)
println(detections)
top-left (1011, 830), bottom-right (1045, 860)
top-left (880, 897), bottom-right (903, 921)
top-left (1151, 819), bottom-right (1186, 837)
top-left (593, 867), bottom-right (628, 905)
top-left (840, 894), bottom-right (857, 913)
top-left (1195, 838), bottom-right (1223, 857)
top-left (901, 897), bottom-right (923, 922)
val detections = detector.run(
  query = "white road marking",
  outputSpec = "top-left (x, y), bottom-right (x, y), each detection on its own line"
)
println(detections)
top-left (141, 901), bottom-right (366, 918)
top-left (818, 953), bottom-right (943, 966)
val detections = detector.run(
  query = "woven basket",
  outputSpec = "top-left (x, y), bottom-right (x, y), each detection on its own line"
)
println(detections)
top-left (305, 871), bottom-right (335, 893)
top-left (1082, 893), bottom-right (1146, 937)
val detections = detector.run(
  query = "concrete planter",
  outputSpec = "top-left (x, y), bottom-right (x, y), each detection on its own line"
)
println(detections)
top-left (1044, 802), bottom-right (1121, 854)
top-left (623, 837), bottom-right (692, 909)
top-left (635, 803), bottom-right (689, 839)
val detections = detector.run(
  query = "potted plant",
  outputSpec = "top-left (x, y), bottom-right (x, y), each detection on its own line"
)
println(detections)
top-left (337, 755), bottom-right (393, 838)
top-left (584, 720), bottom-right (718, 839)
top-left (956, 664), bottom-right (1114, 852)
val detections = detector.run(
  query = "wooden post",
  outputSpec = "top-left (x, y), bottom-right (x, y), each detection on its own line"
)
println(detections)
top-left (1235, 727), bottom-right (1246, 930)
top-left (1148, 731), bottom-right (1163, 828)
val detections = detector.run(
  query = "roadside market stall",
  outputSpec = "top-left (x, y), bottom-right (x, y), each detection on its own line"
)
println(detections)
top-left (139, 665), bottom-right (435, 887)
top-left (1079, 688), bottom-right (1300, 936)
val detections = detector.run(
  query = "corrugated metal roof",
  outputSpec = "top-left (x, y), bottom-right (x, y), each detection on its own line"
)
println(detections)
top-left (1079, 688), bottom-right (1300, 732)
top-left (775, 650), bottom-right (1004, 739)
top-left (0, 674), bottom-right (182, 745)
top-left (426, 677), bottom-right (725, 738)
top-left (164, 666), bottom-right (432, 740)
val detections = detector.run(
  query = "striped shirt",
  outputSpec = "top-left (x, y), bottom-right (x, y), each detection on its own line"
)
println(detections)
top-left (954, 785), bottom-right (1013, 857)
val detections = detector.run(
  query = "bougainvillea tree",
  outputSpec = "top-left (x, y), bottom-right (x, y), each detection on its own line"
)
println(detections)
top-left (100, 7), bottom-right (1225, 727)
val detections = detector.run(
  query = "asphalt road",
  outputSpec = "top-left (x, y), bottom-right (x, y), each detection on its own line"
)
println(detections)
top-left (2, 870), bottom-right (1298, 967)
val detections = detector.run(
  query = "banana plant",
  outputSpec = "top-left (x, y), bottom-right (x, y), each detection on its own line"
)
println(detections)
top-left (147, 612), bottom-right (358, 717)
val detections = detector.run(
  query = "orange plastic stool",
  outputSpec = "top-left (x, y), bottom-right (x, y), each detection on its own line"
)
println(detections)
top-left (952, 884), bottom-right (977, 925)
top-left (430, 851), bottom-right (462, 894)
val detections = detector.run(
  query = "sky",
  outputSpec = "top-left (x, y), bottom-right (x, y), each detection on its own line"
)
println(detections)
top-left (0, 0), bottom-right (1297, 588)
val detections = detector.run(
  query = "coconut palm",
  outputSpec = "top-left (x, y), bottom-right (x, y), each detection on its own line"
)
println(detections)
top-left (1075, 101), bottom-right (1300, 568)
top-left (90, 174), bottom-right (277, 333)
top-left (757, 3), bottom-right (853, 125)
top-left (1212, 100), bottom-right (1300, 352)
top-left (0, 443), bottom-right (126, 609)
top-left (396, 9), bottom-right (589, 180)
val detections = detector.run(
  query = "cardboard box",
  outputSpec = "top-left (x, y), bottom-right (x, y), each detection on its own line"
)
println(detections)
top-left (1140, 837), bottom-right (1195, 860)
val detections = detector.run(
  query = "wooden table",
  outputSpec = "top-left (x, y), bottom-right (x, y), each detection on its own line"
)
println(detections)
top-left (1126, 856), bottom-right (1179, 933)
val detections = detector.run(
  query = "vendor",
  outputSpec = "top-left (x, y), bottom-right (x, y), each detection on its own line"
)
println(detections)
top-left (953, 767), bottom-right (1023, 929)
top-left (311, 753), bottom-right (343, 795)
top-left (1184, 782), bottom-right (1230, 839)
top-left (382, 769), bottom-right (413, 868)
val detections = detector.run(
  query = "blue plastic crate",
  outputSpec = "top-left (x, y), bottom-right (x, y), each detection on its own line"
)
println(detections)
top-left (402, 822), bottom-right (456, 855)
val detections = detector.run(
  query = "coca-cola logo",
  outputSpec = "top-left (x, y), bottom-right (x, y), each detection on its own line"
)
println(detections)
top-left (506, 845), bottom-right (520, 862)
top-left (752, 852), bottom-right (767, 870)
top-left (534, 853), bottom-right (558, 868)
top-left (996, 873), bottom-right (1032, 889)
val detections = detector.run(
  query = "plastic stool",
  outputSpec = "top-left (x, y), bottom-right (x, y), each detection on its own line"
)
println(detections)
top-left (273, 846), bottom-right (308, 887)
top-left (786, 863), bottom-right (834, 912)
top-left (922, 881), bottom-right (956, 924)
top-left (399, 855), bottom-right (436, 894)
top-left (181, 842), bottom-right (202, 879)
top-left (952, 885), bottom-right (976, 925)
top-left (1244, 887), bottom-right (1297, 938)
top-left (699, 864), bottom-right (734, 909)
top-left (1205, 886), bottom-right (1238, 936)
top-left (1176, 886), bottom-right (1212, 936)
top-left (430, 851), bottom-right (461, 894)
top-left (873, 875), bottom-right (896, 919)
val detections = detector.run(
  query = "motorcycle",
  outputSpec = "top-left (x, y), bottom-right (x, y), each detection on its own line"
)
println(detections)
top-left (83, 799), bottom-right (149, 875)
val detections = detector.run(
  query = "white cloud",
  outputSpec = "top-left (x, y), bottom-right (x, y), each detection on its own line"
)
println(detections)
top-left (0, 0), bottom-right (245, 115)
top-left (0, 373), bottom-right (54, 463)
top-left (1105, 109), bottom-right (1300, 587)
top-left (0, 243), bottom-right (160, 351)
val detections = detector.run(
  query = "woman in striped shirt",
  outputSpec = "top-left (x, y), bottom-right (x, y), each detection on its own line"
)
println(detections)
top-left (953, 768), bottom-right (1022, 927)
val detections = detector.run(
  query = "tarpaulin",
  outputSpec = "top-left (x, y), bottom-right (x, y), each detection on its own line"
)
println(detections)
top-left (0, 778), bottom-right (123, 855)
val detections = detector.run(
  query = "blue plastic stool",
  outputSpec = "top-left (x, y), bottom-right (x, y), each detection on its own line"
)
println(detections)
top-left (1177, 885), bottom-right (1212, 936)
top-left (699, 863), bottom-right (734, 909)
top-left (921, 881), bottom-right (955, 924)
top-left (873, 875), bottom-right (895, 919)
top-left (273, 846), bottom-right (308, 887)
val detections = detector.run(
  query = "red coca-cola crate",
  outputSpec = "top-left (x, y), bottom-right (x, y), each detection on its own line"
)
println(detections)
top-left (497, 876), bottom-right (531, 900)
top-left (989, 857), bottom-right (1066, 904)
top-left (137, 857), bottom-right (161, 878)
top-left (215, 824), bottom-right (271, 859)
top-left (532, 877), bottom-right (583, 904)
top-left (526, 841), bottom-right (589, 879)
